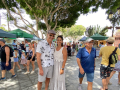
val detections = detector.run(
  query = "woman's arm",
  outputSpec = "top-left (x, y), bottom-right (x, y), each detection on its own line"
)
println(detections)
top-left (62, 47), bottom-right (67, 69)
top-left (31, 48), bottom-right (35, 59)
top-left (14, 52), bottom-right (18, 58)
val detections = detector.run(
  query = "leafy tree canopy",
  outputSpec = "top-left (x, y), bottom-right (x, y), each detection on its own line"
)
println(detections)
top-left (63, 25), bottom-right (86, 40)
top-left (1, 0), bottom-right (120, 38)
top-left (1, 0), bottom-right (101, 31)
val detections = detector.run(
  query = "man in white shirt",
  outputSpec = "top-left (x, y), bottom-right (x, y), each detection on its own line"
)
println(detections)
top-left (36, 30), bottom-right (56, 90)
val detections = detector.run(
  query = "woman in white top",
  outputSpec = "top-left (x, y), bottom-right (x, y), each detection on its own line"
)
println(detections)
top-left (50, 35), bottom-right (67, 90)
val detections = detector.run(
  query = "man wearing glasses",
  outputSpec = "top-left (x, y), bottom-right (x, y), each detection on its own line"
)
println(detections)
top-left (36, 30), bottom-right (56, 90)
top-left (76, 38), bottom-right (96, 90)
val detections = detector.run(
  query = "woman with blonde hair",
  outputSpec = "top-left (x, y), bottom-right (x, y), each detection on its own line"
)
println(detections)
top-left (24, 42), bottom-right (35, 74)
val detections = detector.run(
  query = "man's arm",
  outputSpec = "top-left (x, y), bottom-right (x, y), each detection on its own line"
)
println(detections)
top-left (118, 55), bottom-right (120, 61)
top-left (36, 52), bottom-right (44, 76)
top-left (5, 47), bottom-right (10, 66)
top-left (36, 52), bottom-right (42, 70)
top-left (99, 48), bottom-right (102, 58)
top-left (77, 58), bottom-right (84, 74)
top-left (117, 48), bottom-right (120, 60)
top-left (36, 41), bottom-right (44, 76)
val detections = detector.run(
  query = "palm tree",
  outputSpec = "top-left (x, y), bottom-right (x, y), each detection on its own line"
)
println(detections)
top-left (85, 25), bottom-right (108, 37)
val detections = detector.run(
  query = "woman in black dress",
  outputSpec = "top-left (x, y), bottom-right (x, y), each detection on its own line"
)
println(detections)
top-left (67, 43), bottom-right (71, 56)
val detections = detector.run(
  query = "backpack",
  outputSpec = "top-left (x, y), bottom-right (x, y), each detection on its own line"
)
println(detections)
top-left (2, 45), bottom-right (14, 57)
top-left (109, 47), bottom-right (118, 66)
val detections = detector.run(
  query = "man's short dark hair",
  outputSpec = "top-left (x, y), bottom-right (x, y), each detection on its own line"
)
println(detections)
top-left (101, 42), bottom-right (103, 45)
top-left (25, 39), bottom-right (28, 41)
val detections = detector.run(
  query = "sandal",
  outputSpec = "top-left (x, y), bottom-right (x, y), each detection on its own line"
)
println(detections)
top-left (108, 82), bottom-right (112, 85)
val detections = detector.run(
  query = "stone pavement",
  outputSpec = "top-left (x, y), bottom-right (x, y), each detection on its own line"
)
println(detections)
top-left (0, 56), bottom-right (120, 90)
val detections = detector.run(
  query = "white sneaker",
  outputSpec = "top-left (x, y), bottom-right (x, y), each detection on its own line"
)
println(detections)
top-left (22, 67), bottom-right (26, 70)
top-left (78, 84), bottom-right (82, 90)
top-left (24, 71), bottom-right (30, 74)
top-left (17, 69), bottom-right (22, 72)
top-left (30, 71), bottom-right (35, 74)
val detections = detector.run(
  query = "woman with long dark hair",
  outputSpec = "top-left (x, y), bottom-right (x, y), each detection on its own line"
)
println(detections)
top-left (50, 35), bottom-right (67, 90)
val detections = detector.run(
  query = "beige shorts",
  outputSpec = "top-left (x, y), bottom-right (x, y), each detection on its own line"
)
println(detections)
top-left (38, 66), bottom-right (53, 82)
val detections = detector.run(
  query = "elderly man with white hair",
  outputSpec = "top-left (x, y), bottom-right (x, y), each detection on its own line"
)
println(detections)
top-left (76, 38), bottom-right (96, 90)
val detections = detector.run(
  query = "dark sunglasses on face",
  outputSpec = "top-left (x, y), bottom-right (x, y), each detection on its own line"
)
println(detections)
top-left (89, 42), bottom-right (93, 43)
top-left (49, 34), bottom-right (55, 37)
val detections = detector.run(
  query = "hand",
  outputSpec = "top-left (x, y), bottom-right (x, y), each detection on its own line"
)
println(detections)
top-left (94, 66), bottom-right (96, 70)
top-left (80, 68), bottom-right (84, 75)
top-left (60, 69), bottom-right (64, 75)
top-left (39, 69), bottom-right (44, 76)
top-left (30, 59), bottom-right (32, 61)
top-left (6, 62), bottom-right (9, 66)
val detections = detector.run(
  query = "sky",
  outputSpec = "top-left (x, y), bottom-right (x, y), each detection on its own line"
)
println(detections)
top-left (0, 7), bottom-right (116, 37)
top-left (75, 8), bottom-right (113, 36)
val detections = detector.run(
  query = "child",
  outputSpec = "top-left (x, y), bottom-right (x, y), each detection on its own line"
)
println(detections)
top-left (19, 50), bottom-right (27, 69)
top-left (13, 48), bottom-right (22, 72)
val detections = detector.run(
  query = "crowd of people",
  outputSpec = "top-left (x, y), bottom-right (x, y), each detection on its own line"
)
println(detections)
top-left (0, 30), bottom-right (120, 90)
top-left (0, 39), bottom-right (37, 75)
top-left (63, 41), bottom-right (80, 56)
top-left (77, 37), bottom-right (120, 90)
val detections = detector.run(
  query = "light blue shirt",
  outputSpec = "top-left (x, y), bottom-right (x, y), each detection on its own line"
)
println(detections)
top-left (12, 42), bottom-right (17, 49)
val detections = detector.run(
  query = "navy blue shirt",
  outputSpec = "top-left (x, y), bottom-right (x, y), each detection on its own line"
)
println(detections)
top-left (76, 47), bottom-right (96, 73)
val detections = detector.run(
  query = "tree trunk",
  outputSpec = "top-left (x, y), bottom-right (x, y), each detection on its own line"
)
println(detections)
top-left (47, 25), bottom-right (51, 31)
top-left (7, 20), bottom-right (10, 31)
top-left (39, 30), bottom-right (44, 39)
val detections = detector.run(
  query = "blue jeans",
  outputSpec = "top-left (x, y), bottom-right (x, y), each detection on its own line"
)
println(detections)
top-left (79, 71), bottom-right (94, 82)
top-left (18, 50), bottom-right (21, 58)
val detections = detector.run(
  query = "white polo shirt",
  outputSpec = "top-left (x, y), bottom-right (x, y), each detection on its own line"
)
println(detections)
top-left (36, 40), bottom-right (55, 67)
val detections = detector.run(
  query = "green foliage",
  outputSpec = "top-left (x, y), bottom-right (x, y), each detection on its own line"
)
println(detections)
top-left (0, 0), bottom-right (17, 9)
top-left (86, 26), bottom-right (94, 37)
top-left (99, 27), bottom-right (108, 36)
top-left (14, 0), bottom-right (102, 30)
top-left (0, 24), bottom-right (8, 31)
top-left (98, 0), bottom-right (120, 14)
top-left (63, 25), bottom-right (86, 40)
top-left (86, 25), bottom-right (108, 37)
top-left (1, 0), bottom-right (119, 36)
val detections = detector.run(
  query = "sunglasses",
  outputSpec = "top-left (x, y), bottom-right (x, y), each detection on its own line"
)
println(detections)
top-left (89, 42), bottom-right (94, 43)
top-left (49, 34), bottom-right (55, 37)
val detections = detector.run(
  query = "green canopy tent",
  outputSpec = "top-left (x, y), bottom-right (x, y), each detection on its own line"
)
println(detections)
top-left (9, 29), bottom-right (33, 38)
top-left (0, 29), bottom-right (16, 38)
top-left (24, 34), bottom-right (43, 41)
top-left (90, 33), bottom-right (108, 40)
top-left (32, 34), bottom-right (42, 40)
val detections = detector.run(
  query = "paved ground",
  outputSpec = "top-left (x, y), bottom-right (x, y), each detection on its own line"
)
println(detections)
top-left (0, 55), bottom-right (120, 90)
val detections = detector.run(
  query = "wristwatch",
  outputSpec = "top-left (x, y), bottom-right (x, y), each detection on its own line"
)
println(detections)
top-left (62, 68), bottom-right (64, 70)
